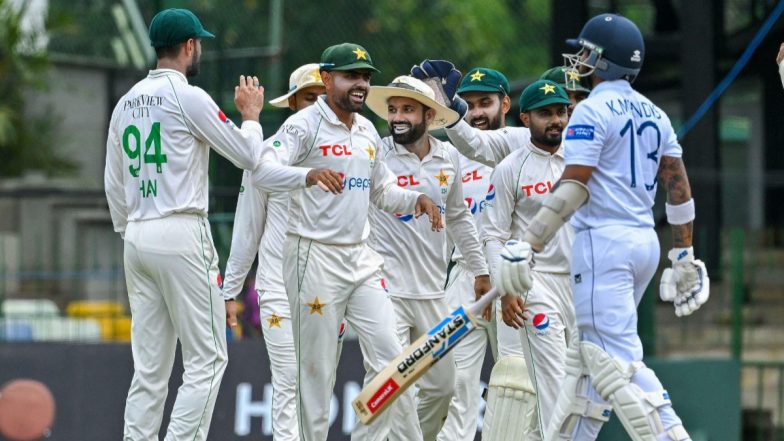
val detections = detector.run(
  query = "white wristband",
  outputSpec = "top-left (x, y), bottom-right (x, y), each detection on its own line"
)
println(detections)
top-left (665, 199), bottom-right (695, 225)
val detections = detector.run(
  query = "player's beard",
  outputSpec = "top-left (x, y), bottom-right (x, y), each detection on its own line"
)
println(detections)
top-left (390, 118), bottom-right (428, 145)
top-left (468, 109), bottom-right (503, 130)
top-left (334, 87), bottom-right (367, 113)
top-left (186, 49), bottom-right (201, 78)
top-left (533, 123), bottom-right (563, 147)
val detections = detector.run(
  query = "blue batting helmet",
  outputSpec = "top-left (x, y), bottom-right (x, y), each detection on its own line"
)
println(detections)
top-left (563, 13), bottom-right (645, 83)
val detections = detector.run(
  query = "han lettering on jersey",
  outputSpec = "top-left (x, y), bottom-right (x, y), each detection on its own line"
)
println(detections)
top-left (565, 125), bottom-right (594, 140)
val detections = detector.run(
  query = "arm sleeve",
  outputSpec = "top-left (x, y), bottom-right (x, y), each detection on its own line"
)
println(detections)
top-left (444, 119), bottom-right (513, 167)
top-left (180, 87), bottom-right (263, 170)
top-left (480, 162), bottom-right (516, 283)
top-left (660, 112), bottom-right (683, 158)
top-left (253, 119), bottom-right (313, 192)
top-left (370, 134), bottom-right (421, 214)
top-left (222, 170), bottom-right (267, 300)
top-left (563, 103), bottom-right (606, 167)
top-left (104, 109), bottom-right (128, 236)
top-left (445, 150), bottom-right (488, 277)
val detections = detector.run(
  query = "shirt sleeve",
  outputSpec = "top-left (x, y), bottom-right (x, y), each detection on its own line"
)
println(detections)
top-left (104, 108), bottom-right (128, 237)
top-left (370, 133), bottom-right (421, 214)
top-left (444, 119), bottom-right (514, 167)
top-left (253, 118), bottom-right (313, 192)
top-left (660, 111), bottom-right (683, 159)
top-left (563, 102), bottom-right (606, 167)
top-left (480, 159), bottom-right (516, 283)
top-left (179, 86), bottom-right (263, 171)
top-left (445, 149), bottom-right (488, 277)
top-left (222, 170), bottom-right (267, 300)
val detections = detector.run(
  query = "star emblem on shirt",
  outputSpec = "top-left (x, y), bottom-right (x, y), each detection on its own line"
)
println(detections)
top-left (353, 48), bottom-right (367, 60)
top-left (307, 297), bottom-right (326, 315)
top-left (469, 70), bottom-right (485, 82)
top-left (435, 169), bottom-right (449, 186)
top-left (566, 70), bottom-right (580, 82)
top-left (540, 83), bottom-right (556, 94)
top-left (365, 144), bottom-right (376, 161)
top-left (267, 313), bottom-right (283, 329)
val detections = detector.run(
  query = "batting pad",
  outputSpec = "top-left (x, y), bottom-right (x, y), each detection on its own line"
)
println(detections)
top-left (481, 356), bottom-right (537, 441)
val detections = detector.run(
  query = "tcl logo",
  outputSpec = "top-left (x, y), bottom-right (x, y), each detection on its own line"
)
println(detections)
top-left (521, 181), bottom-right (553, 197)
top-left (397, 175), bottom-right (420, 187)
top-left (462, 170), bottom-right (483, 183)
top-left (319, 144), bottom-right (352, 156)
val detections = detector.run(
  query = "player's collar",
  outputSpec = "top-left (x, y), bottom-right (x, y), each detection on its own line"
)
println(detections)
top-left (590, 79), bottom-right (632, 95)
top-left (527, 140), bottom-right (564, 158)
top-left (148, 68), bottom-right (188, 84)
top-left (314, 96), bottom-right (369, 133)
top-left (388, 134), bottom-right (446, 160)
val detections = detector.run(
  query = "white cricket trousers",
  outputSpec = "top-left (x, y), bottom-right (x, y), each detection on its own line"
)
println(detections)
top-left (437, 261), bottom-right (496, 441)
top-left (283, 235), bottom-right (403, 441)
top-left (570, 226), bottom-right (683, 439)
top-left (389, 295), bottom-right (457, 441)
top-left (123, 214), bottom-right (228, 441)
top-left (259, 290), bottom-right (299, 441)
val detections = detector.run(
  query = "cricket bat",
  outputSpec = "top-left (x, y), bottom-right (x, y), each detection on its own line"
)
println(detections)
top-left (352, 287), bottom-right (499, 424)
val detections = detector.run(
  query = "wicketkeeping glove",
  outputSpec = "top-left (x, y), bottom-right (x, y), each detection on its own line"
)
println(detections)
top-left (660, 247), bottom-right (710, 317)
top-left (498, 240), bottom-right (534, 296)
top-left (410, 59), bottom-right (467, 123)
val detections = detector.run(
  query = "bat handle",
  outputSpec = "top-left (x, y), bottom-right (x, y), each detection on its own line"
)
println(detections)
top-left (466, 287), bottom-right (498, 318)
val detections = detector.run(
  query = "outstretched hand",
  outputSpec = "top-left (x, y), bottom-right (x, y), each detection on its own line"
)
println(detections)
top-left (414, 194), bottom-right (443, 232)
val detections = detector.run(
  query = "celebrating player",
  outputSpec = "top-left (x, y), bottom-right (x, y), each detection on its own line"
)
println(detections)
top-left (436, 67), bottom-right (509, 441)
top-left (497, 14), bottom-right (708, 441)
top-left (104, 8), bottom-right (264, 440)
top-left (223, 63), bottom-right (326, 441)
top-left (253, 43), bottom-right (442, 441)
top-left (483, 80), bottom-right (584, 440)
top-left (365, 75), bottom-right (491, 441)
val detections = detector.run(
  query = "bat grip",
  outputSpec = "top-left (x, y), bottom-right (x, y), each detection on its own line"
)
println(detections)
top-left (466, 287), bottom-right (498, 318)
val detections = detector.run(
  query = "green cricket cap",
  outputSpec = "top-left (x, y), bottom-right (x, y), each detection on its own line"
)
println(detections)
top-left (539, 66), bottom-right (591, 94)
top-left (519, 80), bottom-right (571, 112)
top-left (457, 67), bottom-right (510, 95)
top-left (149, 8), bottom-right (214, 48)
top-left (319, 43), bottom-right (380, 73)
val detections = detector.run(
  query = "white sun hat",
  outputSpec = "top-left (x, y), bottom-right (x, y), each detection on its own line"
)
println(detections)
top-left (365, 75), bottom-right (459, 130)
top-left (269, 63), bottom-right (325, 108)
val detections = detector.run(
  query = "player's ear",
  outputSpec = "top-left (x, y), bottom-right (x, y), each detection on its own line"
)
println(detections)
top-left (501, 95), bottom-right (511, 115)
top-left (424, 106), bottom-right (436, 125)
top-left (288, 96), bottom-right (297, 111)
top-left (519, 112), bottom-right (530, 128)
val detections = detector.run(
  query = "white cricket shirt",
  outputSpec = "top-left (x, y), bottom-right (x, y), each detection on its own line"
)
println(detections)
top-left (563, 80), bottom-right (682, 232)
top-left (450, 155), bottom-right (494, 266)
top-left (105, 69), bottom-right (263, 234)
top-left (445, 119), bottom-right (532, 167)
top-left (253, 97), bottom-right (421, 245)
top-left (368, 136), bottom-right (487, 299)
top-left (482, 141), bottom-right (574, 276)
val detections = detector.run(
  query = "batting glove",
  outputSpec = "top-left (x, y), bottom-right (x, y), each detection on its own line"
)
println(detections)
top-left (660, 247), bottom-right (710, 317)
top-left (410, 59), bottom-right (467, 123)
top-left (498, 240), bottom-right (534, 296)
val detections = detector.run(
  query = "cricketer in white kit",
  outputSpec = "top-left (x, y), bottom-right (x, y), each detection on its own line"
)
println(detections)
top-left (483, 80), bottom-right (582, 440)
top-left (223, 63), bottom-right (328, 441)
top-left (104, 8), bottom-right (264, 441)
top-left (437, 66), bottom-right (510, 441)
top-left (365, 75), bottom-right (491, 441)
top-left (498, 14), bottom-right (709, 441)
top-left (252, 43), bottom-right (442, 441)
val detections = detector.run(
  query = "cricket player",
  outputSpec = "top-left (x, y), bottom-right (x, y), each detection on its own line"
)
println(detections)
top-left (253, 43), bottom-right (442, 441)
top-left (483, 80), bottom-right (583, 440)
top-left (104, 8), bottom-right (264, 441)
top-left (539, 66), bottom-right (591, 118)
top-left (437, 67), bottom-right (510, 441)
top-left (364, 75), bottom-right (491, 441)
top-left (223, 63), bottom-right (325, 441)
top-left (497, 14), bottom-right (708, 441)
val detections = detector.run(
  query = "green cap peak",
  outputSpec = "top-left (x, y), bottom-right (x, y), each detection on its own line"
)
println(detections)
top-left (149, 8), bottom-right (214, 48)
top-left (319, 43), bottom-right (379, 73)
top-left (457, 67), bottom-right (510, 96)
top-left (518, 80), bottom-right (571, 112)
top-left (539, 66), bottom-right (591, 94)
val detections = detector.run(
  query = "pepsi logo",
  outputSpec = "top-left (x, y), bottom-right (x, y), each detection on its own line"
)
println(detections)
top-left (216, 273), bottom-right (224, 289)
top-left (465, 197), bottom-right (477, 214)
top-left (532, 313), bottom-right (549, 330)
top-left (486, 184), bottom-right (496, 201)
top-left (338, 321), bottom-right (347, 339)
top-left (381, 278), bottom-right (389, 292)
top-left (394, 213), bottom-right (414, 222)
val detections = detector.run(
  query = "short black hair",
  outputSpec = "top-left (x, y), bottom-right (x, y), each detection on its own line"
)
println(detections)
top-left (155, 41), bottom-right (186, 59)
